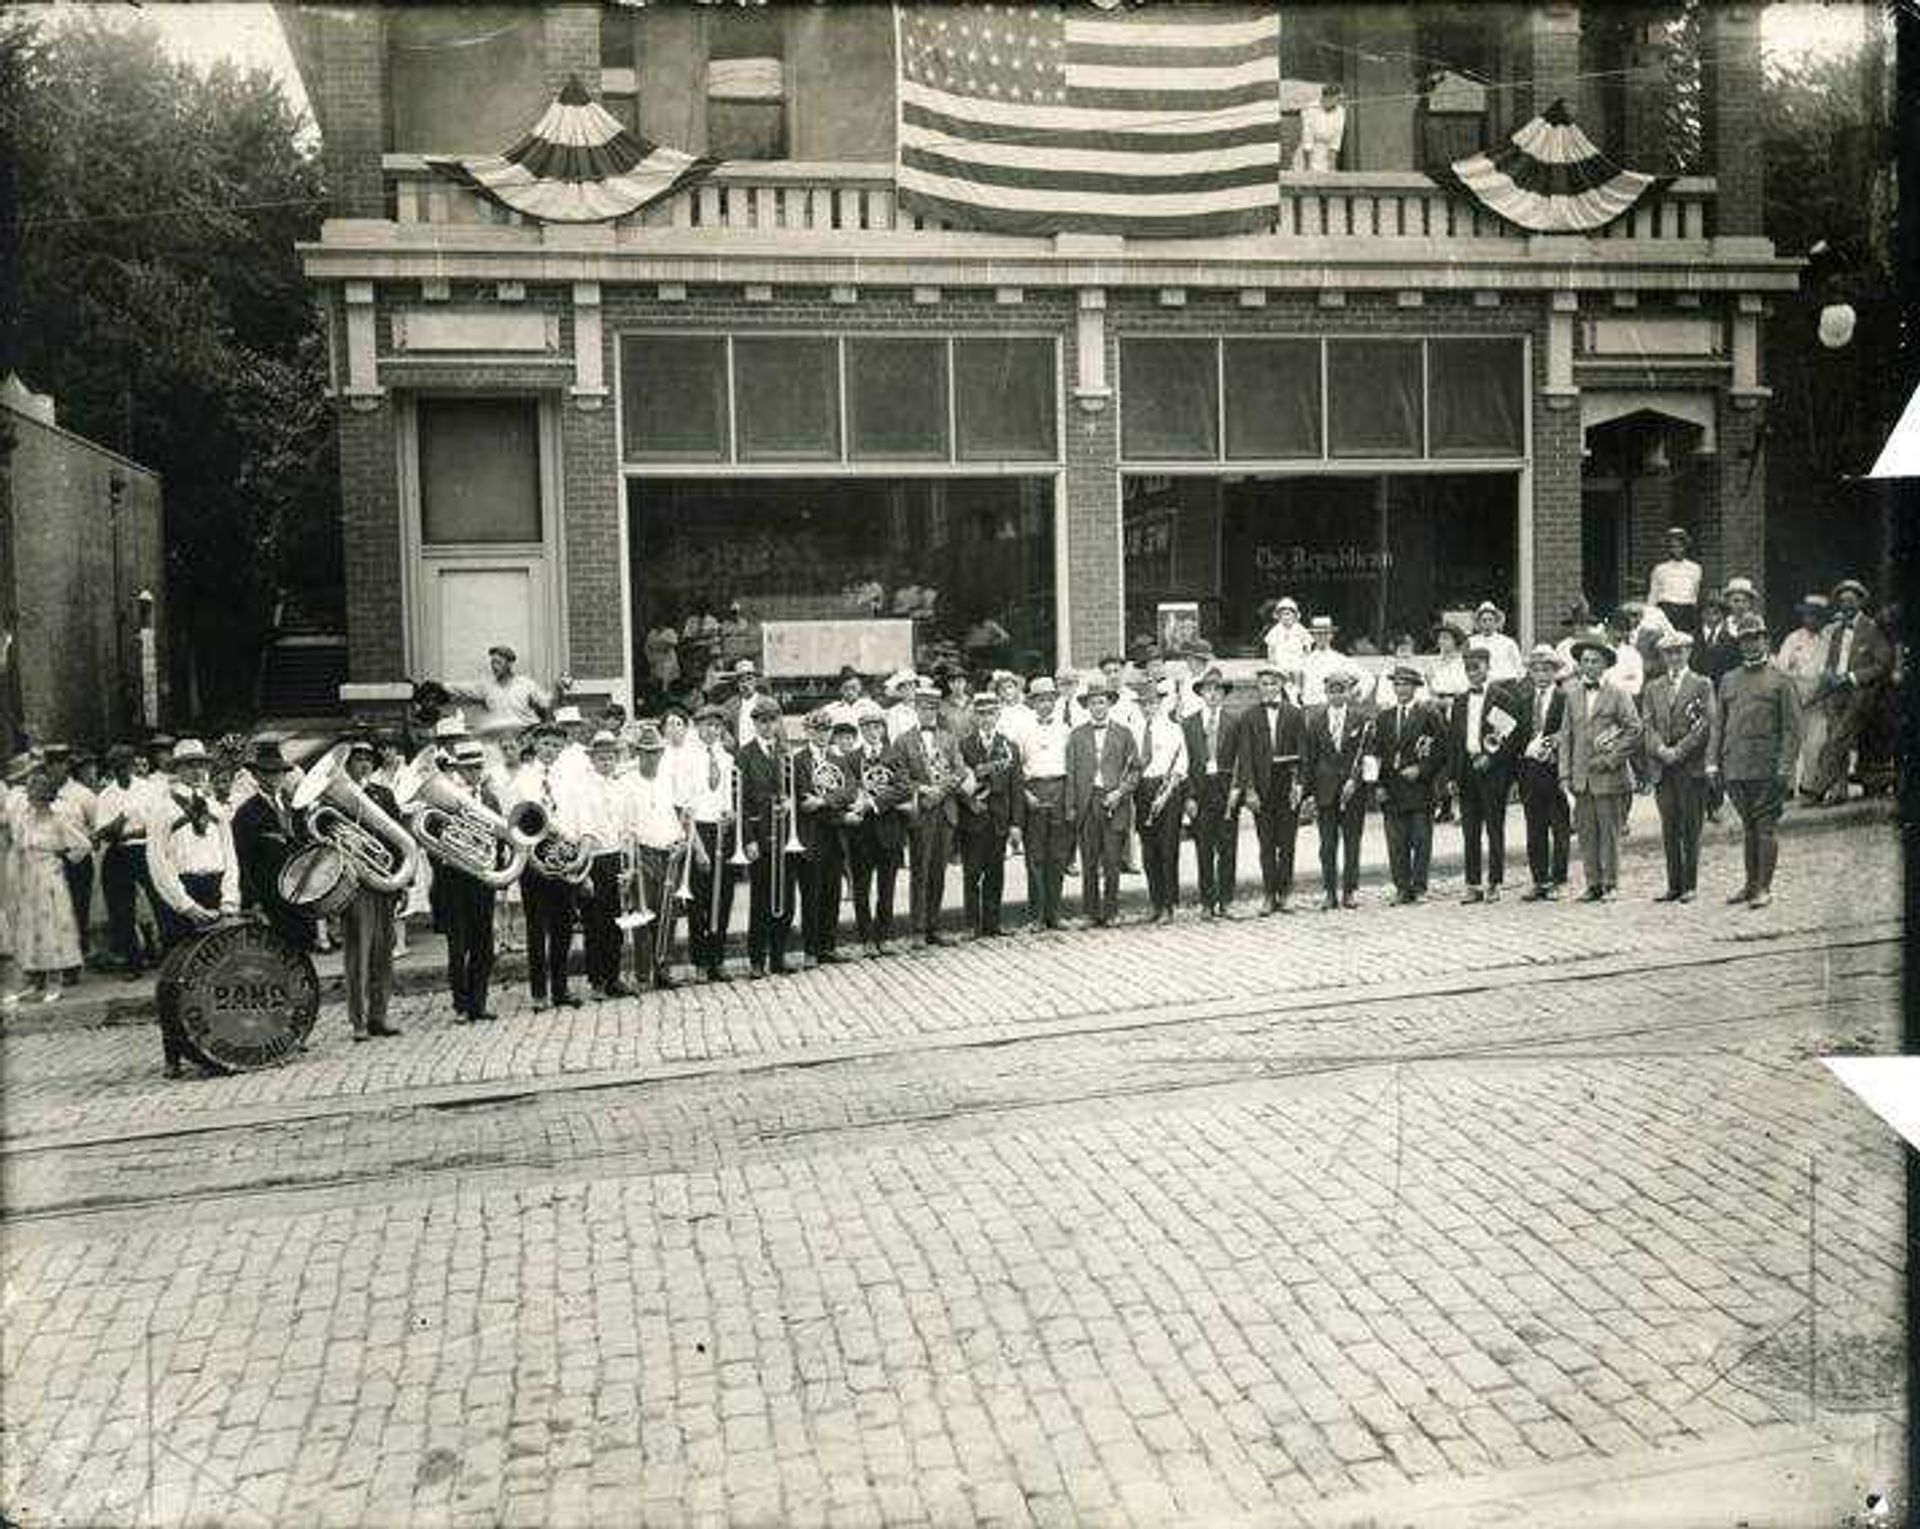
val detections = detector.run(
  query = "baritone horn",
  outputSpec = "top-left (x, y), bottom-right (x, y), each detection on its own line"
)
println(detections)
top-left (392, 764), bottom-right (533, 890)
top-left (290, 744), bottom-right (419, 899)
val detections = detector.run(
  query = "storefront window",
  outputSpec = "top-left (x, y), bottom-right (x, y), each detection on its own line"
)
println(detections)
top-left (630, 477), bottom-right (1055, 694)
top-left (1122, 471), bottom-right (1516, 656)
top-left (733, 337), bottom-right (840, 461)
top-left (622, 336), bottom-right (728, 460)
top-left (954, 338), bottom-right (1058, 460)
top-left (1224, 339), bottom-right (1322, 459)
top-left (1428, 337), bottom-right (1525, 456)
top-left (848, 338), bottom-right (949, 460)
top-left (1327, 339), bottom-right (1424, 457)
top-left (1120, 339), bottom-right (1218, 460)
top-left (418, 398), bottom-right (541, 545)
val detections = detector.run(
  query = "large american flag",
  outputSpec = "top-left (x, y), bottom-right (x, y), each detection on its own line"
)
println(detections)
top-left (896, 5), bottom-right (1282, 238)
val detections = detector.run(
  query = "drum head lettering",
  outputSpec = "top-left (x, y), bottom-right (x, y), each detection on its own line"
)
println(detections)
top-left (167, 924), bottom-right (321, 1073)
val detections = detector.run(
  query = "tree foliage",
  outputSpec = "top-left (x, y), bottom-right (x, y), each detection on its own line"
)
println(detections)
top-left (0, 11), bottom-right (337, 721)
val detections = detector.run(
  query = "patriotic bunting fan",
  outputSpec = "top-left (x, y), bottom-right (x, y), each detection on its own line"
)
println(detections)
top-left (428, 76), bottom-right (715, 224)
top-left (1430, 100), bottom-right (1672, 235)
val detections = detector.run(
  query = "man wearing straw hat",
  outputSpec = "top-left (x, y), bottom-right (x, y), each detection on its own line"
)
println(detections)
top-left (1558, 634), bottom-right (1642, 902)
top-left (1802, 578), bottom-right (1894, 806)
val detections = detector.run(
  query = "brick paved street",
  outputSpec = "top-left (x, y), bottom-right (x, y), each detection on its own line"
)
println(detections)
top-left (1, 813), bottom-right (1907, 1527)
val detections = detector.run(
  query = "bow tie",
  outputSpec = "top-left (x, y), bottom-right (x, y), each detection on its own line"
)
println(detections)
top-left (1584, 681), bottom-right (1601, 691)
top-left (1469, 687), bottom-right (1484, 695)
top-left (172, 791), bottom-right (211, 837)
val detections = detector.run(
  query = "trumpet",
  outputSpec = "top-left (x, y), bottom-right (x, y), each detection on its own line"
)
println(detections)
top-left (614, 837), bottom-right (654, 930)
top-left (290, 744), bottom-right (419, 902)
top-left (393, 764), bottom-right (532, 890)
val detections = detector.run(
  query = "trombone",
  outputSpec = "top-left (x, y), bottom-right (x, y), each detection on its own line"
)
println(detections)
top-left (613, 836), bottom-right (654, 931)
top-left (655, 817), bottom-right (697, 976)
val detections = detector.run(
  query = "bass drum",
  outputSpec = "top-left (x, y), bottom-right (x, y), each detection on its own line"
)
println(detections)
top-left (278, 841), bottom-right (356, 919)
top-left (156, 921), bottom-right (321, 1074)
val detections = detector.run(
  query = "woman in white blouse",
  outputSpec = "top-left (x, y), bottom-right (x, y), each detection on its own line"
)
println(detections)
top-left (1646, 526), bottom-right (1703, 634)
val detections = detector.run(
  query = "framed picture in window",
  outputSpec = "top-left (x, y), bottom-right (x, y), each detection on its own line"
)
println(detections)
top-left (1157, 601), bottom-right (1202, 657)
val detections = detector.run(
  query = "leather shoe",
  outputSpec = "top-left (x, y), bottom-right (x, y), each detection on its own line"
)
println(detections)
top-left (1677, 890), bottom-right (1696, 904)
top-left (1746, 891), bottom-right (1773, 909)
top-left (471, 1009), bottom-right (498, 1022)
top-left (1485, 886), bottom-right (1501, 903)
top-left (368, 1021), bottom-right (403, 1037)
top-left (1725, 889), bottom-right (1752, 905)
top-left (553, 994), bottom-right (582, 1009)
top-left (1341, 892), bottom-right (1358, 910)
top-left (1321, 894), bottom-right (1338, 911)
top-left (1461, 889), bottom-right (1486, 905)
top-left (1579, 887), bottom-right (1607, 902)
top-left (1653, 890), bottom-right (1680, 903)
top-left (604, 981), bottom-right (635, 998)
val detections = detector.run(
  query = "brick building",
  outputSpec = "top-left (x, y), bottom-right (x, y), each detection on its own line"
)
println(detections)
top-left (280, 2), bottom-right (1795, 714)
top-left (0, 376), bottom-right (168, 753)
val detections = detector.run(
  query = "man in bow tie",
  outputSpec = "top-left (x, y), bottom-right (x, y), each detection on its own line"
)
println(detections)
top-left (143, 737), bottom-right (241, 1077)
top-left (1369, 664), bottom-right (1447, 904)
top-left (1237, 662), bottom-right (1306, 914)
top-left (1445, 646), bottom-right (1523, 903)
top-left (1556, 637), bottom-right (1642, 902)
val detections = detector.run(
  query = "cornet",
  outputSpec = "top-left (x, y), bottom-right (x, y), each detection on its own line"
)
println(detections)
top-left (290, 744), bottom-right (419, 902)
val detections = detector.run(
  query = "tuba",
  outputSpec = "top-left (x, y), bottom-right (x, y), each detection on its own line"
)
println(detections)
top-left (290, 745), bottom-right (419, 901)
top-left (393, 764), bottom-right (533, 891)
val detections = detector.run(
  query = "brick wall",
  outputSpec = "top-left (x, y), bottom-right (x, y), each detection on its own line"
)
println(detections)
top-left (336, 402), bottom-right (404, 682)
top-left (312, 7), bottom-right (387, 220)
top-left (542, 3), bottom-right (602, 96)
top-left (1705, 6), bottom-right (1765, 238)
top-left (1699, 401), bottom-right (1767, 597)
top-left (561, 401), bottom-right (622, 676)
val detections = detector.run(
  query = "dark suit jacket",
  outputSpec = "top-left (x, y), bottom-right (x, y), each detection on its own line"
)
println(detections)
top-left (1557, 682), bottom-right (1642, 796)
top-left (231, 790), bottom-right (308, 915)
top-left (1301, 703), bottom-right (1371, 809)
top-left (847, 743), bottom-right (911, 851)
top-left (1233, 699), bottom-right (1307, 801)
top-left (1821, 613), bottom-right (1895, 692)
top-left (1508, 677), bottom-right (1568, 769)
top-left (1698, 619), bottom-right (1742, 687)
top-left (1370, 700), bottom-right (1448, 812)
top-left (892, 725), bottom-right (966, 827)
top-left (1640, 669), bottom-right (1719, 782)
top-left (792, 745), bottom-right (856, 855)
top-left (1444, 681), bottom-right (1525, 786)
top-left (736, 736), bottom-right (786, 848)
top-left (959, 729), bottom-right (1024, 836)
top-left (1180, 706), bottom-right (1238, 792)
top-left (1065, 720), bottom-right (1141, 830)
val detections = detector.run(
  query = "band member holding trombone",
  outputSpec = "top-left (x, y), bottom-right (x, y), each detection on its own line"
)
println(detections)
top-left (504, 720), bottom-right (593, 1009)
top-left (1128, 679), bottom-right (1187, 923)
top-left (1066, 681), bottom-right (1141, 928)
top-left (738, 697), bottom-right (800, 977)
top-left (614, 721), bottom-right (686, 991)
top-left (895, 681), bottom-right (966, 947)
top-left (843, 700), bottom-right (910, 955)
top-left (684, 704), bottom-right (739, 982)
top-left (579, 731), bottom-right (634, 999)
top-left (958, 692), bottom-right (1024, 938)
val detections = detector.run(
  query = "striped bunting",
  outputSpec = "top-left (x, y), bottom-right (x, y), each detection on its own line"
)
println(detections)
top-left (428, 75), bottom-right (716, 225)
top-left (1431, 99), bottom-right (1673, 235)
top-left (895, 5), bottom-right (1282, 238)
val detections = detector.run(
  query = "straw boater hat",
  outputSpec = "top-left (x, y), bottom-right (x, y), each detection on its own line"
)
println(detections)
top-left (1831, 578), bottom-right (1869, 602)
top-left (589, 729), bottom-right (620, 751)
top-left (914, 680), bottom-right (943, 701)
top-left (173, 738), bottom-right (210, 763)
top-left (1568, 635), bottom-right (1616, 667)
top-left (433, 715), bottom-right (470, 740)
top-left (884, 669), bottom-right (916, 696)
top-left (631, 721), bottom-right (665, 753)
top-left (1796, 592), bottom-right (1832, 614)
top-left (1195, 667), bottom-right (1229, 693)
top-left (451, 739), bottom-right (487, 767)
top-left (1665, 525), bottom-right (1692, 548)
top-left (1526, 643), bottom-right (1560, 667)
top-left (1723, 576), bottom-right (1757, 598)
top-left (1027, 676), bottom-right (1057, 698)
top-left (694, 703), bottom-right (727, 724)
top-left (1309, 615), bottom-right (1336, 633)
top-left (1657, 630), bottom-right (1695, 652)
top-left (853, 699), bottom-right (886, 725)
top-left (750, 696), bottom-right (782, 721)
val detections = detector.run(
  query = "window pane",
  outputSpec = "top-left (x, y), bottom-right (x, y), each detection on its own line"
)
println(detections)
top-left (622, 336), bottom-right (728, 460)
top-left (1428, 338), bottom-right (1525, 456)
top-left (419, 399), bottom-right (541, 545)
top-left (1224, 339), bottom-right (1322, 458)
top-left (847, 338), bottom-right (949, 460)
top-left (1121, 339), bottom-right (1218, 460)
top-left (1327, 340), bottom-right (1423, 457)
top-left (954, 339), bottom-right (1057, 460)
top-left (734, 337), bottom-right (840, 460)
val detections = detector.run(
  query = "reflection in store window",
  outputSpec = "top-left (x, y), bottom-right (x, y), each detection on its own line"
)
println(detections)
top-left (418, 398), bottom-right (541, 545)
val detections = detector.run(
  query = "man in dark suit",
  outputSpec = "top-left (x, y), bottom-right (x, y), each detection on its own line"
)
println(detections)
top-left (1802, 578), bottom-right (1895, 805)
top-left (229, 739), bottom-right (315, 953)
top-left (437, 739), bottom-right (504, 1019)
top-left (1557, 635), bottom-right (1643, 902)
top-left (1445, 646), bottom-right (1524, 903)
top-left (844, 702), bottom-right (910, 954)
top-left (737, 699), bottom-right (799, 976)
top-left (1236, 662), bottom-right (1307, 914)
top-left (1129, 679), bottom-right (1187, 923)
top-left (1180, 667), bottom-right (1239, 918)
top-left (1301, 666), bottom-right (1369, 910)
top-left (1370, 663), bottom-right (1447, 904)
top-left (1695, 587), bottom-right (1741, 688)
top-left (891, 682), bottom-right (966, 946)
top-left (1512, 644), bottom-right (1571, 898)
top-left (791, 709), bottom-right (856, 963)
top-left (1640, 630), bottom-right (1719, 902)
top-left (1065, 683), bottom-right (1140, 927)
top-left (958, 693), bottom-right (1024, 936)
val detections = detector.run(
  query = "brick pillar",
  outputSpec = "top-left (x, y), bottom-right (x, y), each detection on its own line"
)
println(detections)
top-left (1525, 3), bottom-right (1583, 122)
top-left (313, 7), bottom-right (388, 219)
top-left (1626, 453), bottom-right (1674, 591)
top-left (1705, 4), bottom-right (1765, 237)
top-left (1531, 397), bottom-right (1585, 644)
top-left (336, 403), bottom-right (405, 682)
top-left (1699, 399), bottom-right (1766, 598)
top-left (1622, 19), bottom-right (1670, 171)
top-left (543, 2), bottom-right (601, 96)
top-left (560, 400), bottom-right (624, 683)
top-left (1062, 317), bottom-right (1121, 668)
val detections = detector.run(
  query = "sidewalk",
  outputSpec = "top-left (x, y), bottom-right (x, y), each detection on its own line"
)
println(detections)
top-left (12, 792), bottom-right (1891, 1032)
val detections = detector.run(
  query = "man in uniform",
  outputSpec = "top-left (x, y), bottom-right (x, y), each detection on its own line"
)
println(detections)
top-left (1237, 662), bottom-right (1307, 914)
top-left (1066, 681), bottom-right (1140, 927)
top-left (1018, 677), bottom-right (1075, 932)
top-left (958, 693), bottom-right (1022, 937)
top-left (1302, 666), bottom-right (1369, 910)
top-left (682, 703), bottom-right (739, 980)
top-left (1514, 644), bottom-right (1571, 899)
top-left (1129, 679), bottom-right (1187, 923)
top-left (1640, 630), bottom-right (1718, 902)
top-left (614, 720), bottom-right (685, 991)
top-left (229, 739), bottom-right (314, 952)
top-left (738, 698), bottom-right (799, 976)
top-left (1446, 646), bottom-right (1524, 903)
top-left (1371, 664), bottom-right (1447, 904)
top-left (793, 709), bottom-right (856, 964)
top-left (434, 738), bottom-right (504, 1020)
top-left (1181, 667), bottom-right (1239, 919)
top-left (505, 721), bottom-right (588, 1009)
top-left (1557, 636), bottom-right (1642, 903)
top-left (894, 681), bottom-right (965, 947)
top-left (1714, 613), bottom-right (1800, 908)
top-left (844, 701), bottom-right (909, 955)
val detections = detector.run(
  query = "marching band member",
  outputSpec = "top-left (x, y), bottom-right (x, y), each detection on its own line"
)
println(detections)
top-left (1018, 677), bottom-right (1075, 933)
top-left (1303, 666), bottom-right (1370, 910)
top-left (844, 701), bottom-right (910, 955)
top-left (505, 720), bottom-right (587, 1010)
top-left (579, 731), bottom-right (633, 999)
top-left (1641, 630), bottom-right (1719, 903)
top-left (1129, 678), bottom-right (1187, 924)
top-left (144, 738), bottom-right (240, 1076)
top-left (549, 704), bottom-right (595, 793)
top-left (1181, 668), bottom-right (1239, 920)
top-left (1446, 647), bottom-right (1525, 903)
top-left (94, 743), bottom-right (162, 977)
top-left (229, 739), bottom-right (315, 952)
top-left (1371, 665), bottom-right (1448, 905)
top-left (338, 740), bottom-right (405, 1039)
top-left (444, 644), bottom-right (568, 728)
top-left (738, 698), bottom-right (798, 977)
top-left (439, 739), bottom-right (503, 1021)
top-left (1065, 680), bottom-right (1140, 928)
top-left (958, 692), bottom-right (1023, 938)
top-left (894, 681), bottom-right (965, 947)
top-left (617, 721), bottom-right (686, 990)
top-left (793, 709), bottom-right (856, 965)
top-left (683, 704), bottom-right (739, 981)
top-left (1237, 662), bottom-right (1307, 915)
top-left (1557, 635), bottom-right (1643, 903)
top-left (1513, 644), bottom-right (1573, 901)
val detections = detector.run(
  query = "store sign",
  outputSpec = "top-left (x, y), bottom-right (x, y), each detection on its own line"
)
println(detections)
top-left (761, 619), bottom-right (914, 679)
top-left (1254, 544), bottom-right (1393, 581)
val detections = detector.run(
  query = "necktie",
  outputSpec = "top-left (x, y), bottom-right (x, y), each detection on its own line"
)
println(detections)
top-left (1329, 709), bottom-right (1343, 748)
top-left (707, 745), bottom-right (720, 792)
top-left (1093, 727), bottom-right (1107, 788)
top-left (1143, 717), bottom-right (1156, 768)
top-left (1823, 619), bottom-right (1847, 675)
top-left (541, 766), bottom-right (555, 812)
top-left (1205, 713), bottom-right (1217, 766)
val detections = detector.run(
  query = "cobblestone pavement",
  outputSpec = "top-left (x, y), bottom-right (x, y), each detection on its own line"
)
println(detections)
top-left (0, 815), bottom-right (1906, 1527)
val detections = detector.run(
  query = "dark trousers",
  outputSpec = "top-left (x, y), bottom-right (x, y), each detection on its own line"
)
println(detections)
top-left (62, 855), bottom-right (94, 961)
top-left (748, 843), bottom-right (799, 969)
top-left (1077, 805), bottom-right (1128, 925)
top-left (583, 852), bottom-right (624, 990)
top-left (802, 832), bottom-right (846, 957)
top-left (1190, 775), bottom-right (1237, 910)
top-left (1316, 797), bottom-right (1366, 898)
top-left (1458, 765), bottom-right (1512, 889)
top-left (1654, 773), bottom-right (1707, 894)
top-left (908, 812), bottom-right (954, 936)
top-left (341, 888), bottom-right (396, 1034)
top-left (1132, 780), bottom-right (1184, 912)
top-left (687, 822), bottom-right (736, 973)
top-left (522, 869), bottom-right (578, 1000)
top-left (1382, 805), bottom-right (1434, 896)
top-left (157, 872), bottom-right (223, 1070)
top-left (1250, 776), bottom-right (1300, 900)
top-left (1022, 782), bottom-right (1071, 929)
top-left (627, 844), bottom-right (674, 985)
top-left (846, 827), bottom-right (901, 946)
top-left (1808, 685), bottom-right (1884, 800)
top-left (960, 822), bottom-right (1009, 934)
top-left (1727, 778), bottom-right (1785, 895)
top-left (442, 871), bottom-right (497, 1015)
top-left (1518, 760), bottom-right (1570, 888)
top-left (101, 842), bottom-right (161, 972)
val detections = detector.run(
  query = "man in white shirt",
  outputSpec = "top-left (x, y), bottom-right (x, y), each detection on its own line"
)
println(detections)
top-left (1129, 679), bottom-right (1189, 921)
top-left (1056, 669), bottom-right (1090, 728)
top-left (577, 731), bottom-right (634, 1000)
top-left (680, 704), bottom-right (739, 980)
top-left (1471, 602), bottom-right (1526, 682)
top-left (1100, 656), bottom-right (1144, 730)
top-left (1263, 598), bottom-right (1315, 672)
top-left (1646, 526), bottom-right (1703, 634)
top-left (504, 721), bottom-right (589, 1009)
top-left (882, 671), bottom-right (920, 744)
top-left (1019, 677), bottom-right (1075, 931)
top-left (95, 743), bottom-right (162, 977)
top-left (1299, 617), bottom-right (1346, 706)
top-left (143, 737), bottom-right (241, 1077)
top-left (1172, 645), bottom-right (1212, 720)
top-left (445, 644), bottom-right (567, 729)
top-left (550, 704), bottom-right (596, 794)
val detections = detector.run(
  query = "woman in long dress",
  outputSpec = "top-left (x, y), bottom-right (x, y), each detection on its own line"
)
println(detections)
top-left (10, 767), bottom-right (89, 1003)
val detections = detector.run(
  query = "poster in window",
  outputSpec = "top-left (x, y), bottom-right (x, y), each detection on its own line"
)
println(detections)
top-left (1157, 601), bottom-right (1203, 657)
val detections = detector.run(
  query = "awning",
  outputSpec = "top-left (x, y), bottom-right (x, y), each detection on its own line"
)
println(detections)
top-left (1431, 99), bottom-right (1673, 235)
